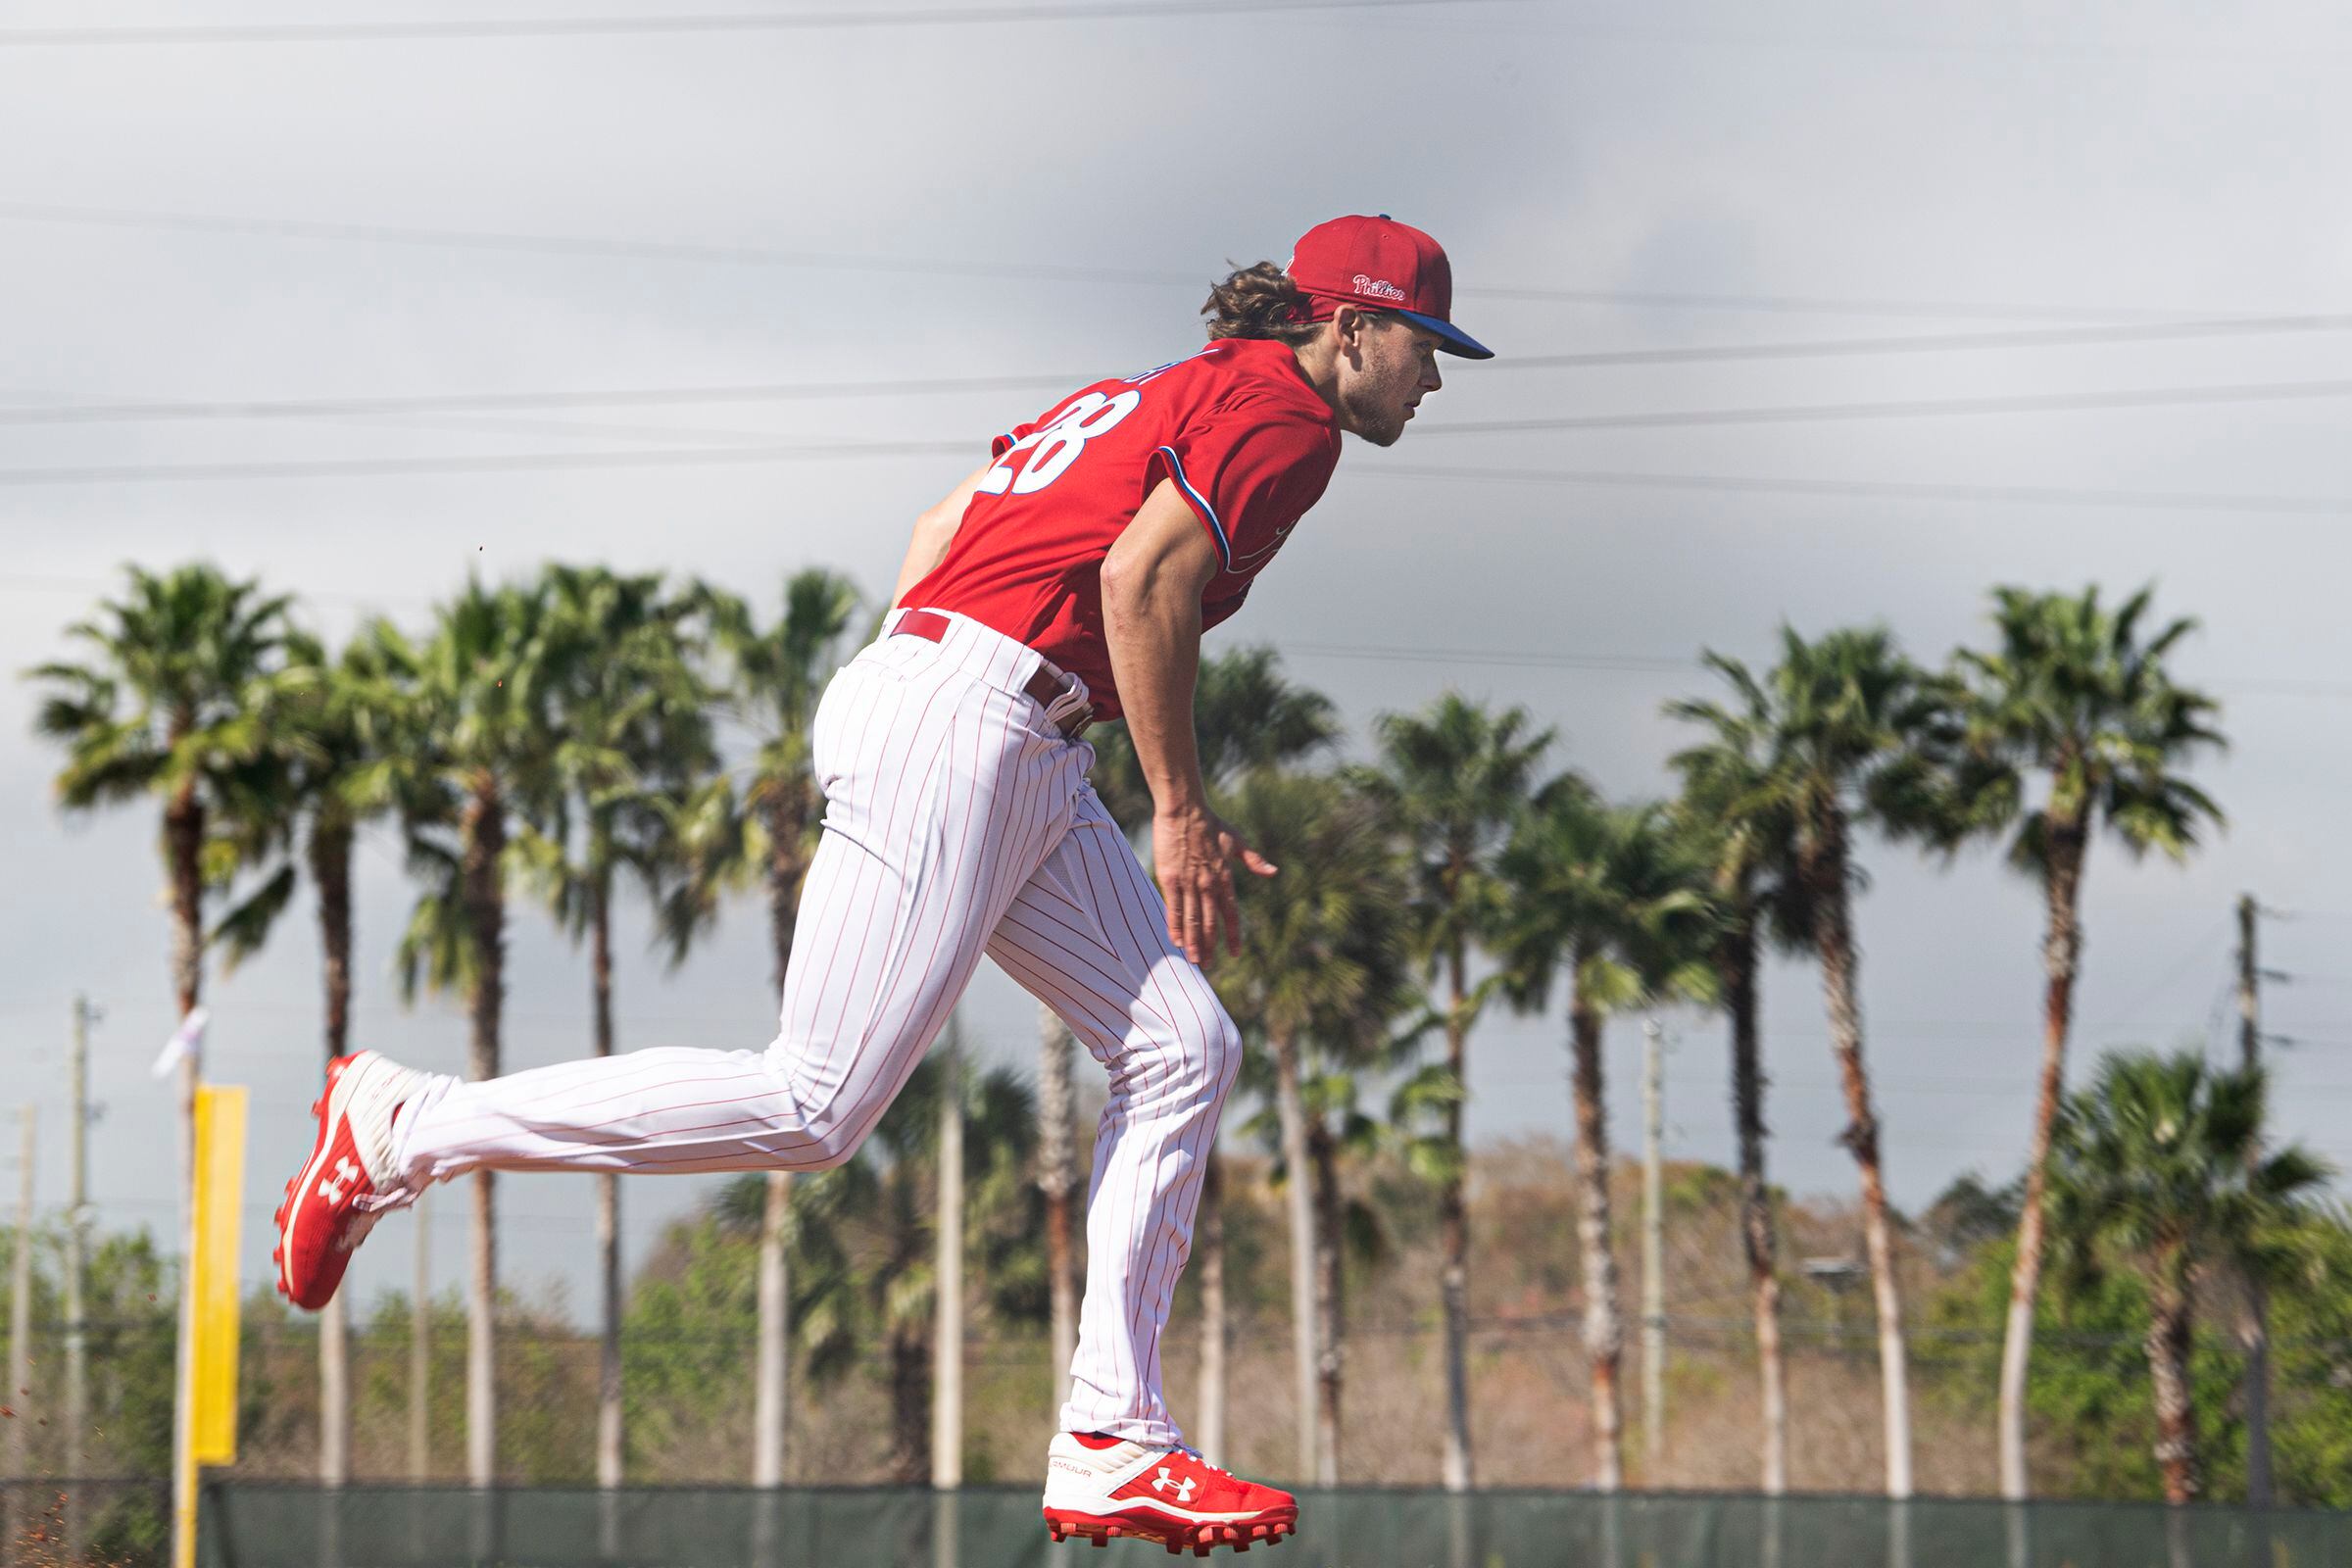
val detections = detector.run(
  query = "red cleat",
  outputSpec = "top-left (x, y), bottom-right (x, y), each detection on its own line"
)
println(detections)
top-left (1043, 1435), bottom-right (1297, 1555)
top-left (273, 1052), bottom-right (420, 1310)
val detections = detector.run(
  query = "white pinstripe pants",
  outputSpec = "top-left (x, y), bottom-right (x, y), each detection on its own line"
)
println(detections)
top-left (389, 609), bottom-right (1241, 1446)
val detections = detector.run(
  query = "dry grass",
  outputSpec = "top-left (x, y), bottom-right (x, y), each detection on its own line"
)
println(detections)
top-left (13, 1137), bottom-right (2036, 1494)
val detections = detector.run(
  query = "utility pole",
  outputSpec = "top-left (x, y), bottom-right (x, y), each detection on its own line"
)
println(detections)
top-left (2237, 894), bottom-right (2275, 1508)
top-left (751, 1173), bottom-right (791, 1489)
top-left (931, 1011), bottom-right (965, 1491)
top-left (2238, 893), bottom-right (2261, 1070)
top-left (5, 1104), bottom-right (31, 1568)
top-left (410, 1191), bottom-right (431, 1481)
top-left (1641, 1018), bottom-right (1667, 1479)
top-left (65, 996), bottom-right (95, 1485)
top-left (8, 1106), bottom-right (33, 1480)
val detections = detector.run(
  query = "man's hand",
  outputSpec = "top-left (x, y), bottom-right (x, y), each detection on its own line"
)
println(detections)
top-left (1152, 805), bottom-right (1278, 966)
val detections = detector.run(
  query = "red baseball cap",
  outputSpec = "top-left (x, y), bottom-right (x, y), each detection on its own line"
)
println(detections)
top-left (1284, 214), bottom-right (1493, 360)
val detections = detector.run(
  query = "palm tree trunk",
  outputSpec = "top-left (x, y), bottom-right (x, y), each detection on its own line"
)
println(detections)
top-left (2146, 1245), bottom-right (2199, 1506)
top-left (1309, 1122), bottom-right (1344, 1488)
top-left (1724, 918), bottom-right (1788, 1494)
top-left (1197, 1154), bottom-right (1228, 1466)
top-left (462, 776), bottom-right (506, 1489)
top-left (1568, 961), bottom-right (1625, 1493)
top-left (1272, 1033), bottom-right (1318, 1481)
top-left (932, 1015), bottom-right (964, 1491)
top-left (590, 872), bottom-right (623, 1493)
top-left (755, 804), bottom-right (809, 1486)
top-left (1997, 821), bottom-right (2085, 1500)
top-left (752, 1172), bottom-right (791, 1487)
top-left (164, 767), bottom-right (203, 1568)
top-left (1808, 820), bottom-right (1912, 1499)
top-left (166, 772), bottom-right (205, 1020)
top-left (890, 1328), bottom-right (930, 1484)
top-left (765, 793), bottom-right (810, 993)
top-left (312, 811), bottom-right (356, 1490)
top-left (1036, 1003), bottom-right (1080, 1400)
top-left (315, 811), bottom-right (355, 1058)
top-left (1440, 938), bottom-right (1475, 1494)
top-left (2241, 1275), bottom-right (2273, 1509)
top-left (2236, 894), bottom-right (2275, 1510)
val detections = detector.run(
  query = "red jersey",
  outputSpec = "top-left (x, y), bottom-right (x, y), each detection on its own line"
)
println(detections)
top-left (904, 337), bottom-right (1342, 723)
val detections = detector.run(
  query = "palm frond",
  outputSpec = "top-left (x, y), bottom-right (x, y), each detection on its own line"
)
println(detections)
top-left (208, 863), bottom-right (298, 972)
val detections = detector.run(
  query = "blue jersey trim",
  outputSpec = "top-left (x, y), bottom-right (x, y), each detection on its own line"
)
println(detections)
top-left (1154, 445), bottom-right (1230, 569)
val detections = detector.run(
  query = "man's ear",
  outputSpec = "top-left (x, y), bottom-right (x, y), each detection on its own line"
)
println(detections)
top-left (1332, 304), bottom-right (1370, 358)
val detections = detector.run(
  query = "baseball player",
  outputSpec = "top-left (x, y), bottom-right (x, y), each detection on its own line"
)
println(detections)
top-left (274, 214), bottom-right (1489, 1552)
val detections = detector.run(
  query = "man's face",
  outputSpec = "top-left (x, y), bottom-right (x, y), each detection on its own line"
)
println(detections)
top-left (1334, 314), bottom-right (1446, 448)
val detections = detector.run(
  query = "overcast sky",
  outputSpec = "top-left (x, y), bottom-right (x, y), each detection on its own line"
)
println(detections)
top-left (3, 0), bottom-right (2348, 1315)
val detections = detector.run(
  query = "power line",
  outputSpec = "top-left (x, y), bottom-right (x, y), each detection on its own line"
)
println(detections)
top-left (1663, 1071), bottom-right (2352, 1103)
top-left (0, 199), bottom-right (1191, 287)
top-left (1496, 314), bottom-right (2352, 366)
top-left (1283, 640), bottom-right (1689, 672)
top-left (14, 370), bottom-right (2343, 476)
top-left (27, 445), bottom-right (2348, 540)
top-left (0, 199), bottom-right (2269, 323)
top-left (2082, 919), bottom-right (2233, 1041)
top-left (141, 372), bottom-right (2275, 464)
top-left (0, 0), bottom-right (1542, 47)
top-left (0, 374), bottom-right (1083, 427)
top-left (1376, 463), bottom-right (2352, 519)
top-left (1, 567), bottom-right (2346, 702)
top-left (16, 310), bottom-right (2352, 431)
top-left (1282, 637), bottom-right (2352, 700)
top-left (1418, 377), bottom-right (2352, 437)
top-left (0, 439), bottom-right (978, 486)
top-left (3, 8), bottom-right (2331, 68)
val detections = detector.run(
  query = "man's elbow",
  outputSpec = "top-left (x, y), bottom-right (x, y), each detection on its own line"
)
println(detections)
top-left (1098, 552), bottom-right (1154, 621)
top-left (914, 499), bottom-right (960, 541)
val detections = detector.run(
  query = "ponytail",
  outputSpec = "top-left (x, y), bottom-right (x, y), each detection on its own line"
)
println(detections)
top-left (1200, 262), bottom-right (1325, 348)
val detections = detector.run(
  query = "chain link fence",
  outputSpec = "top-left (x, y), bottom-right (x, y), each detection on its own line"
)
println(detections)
top-left (172, 1482), bottom-right (2352, 1568)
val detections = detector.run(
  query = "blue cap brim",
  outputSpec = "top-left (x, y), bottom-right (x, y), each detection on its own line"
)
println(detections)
top-left (1396, 308), bottom-right (1494, 360)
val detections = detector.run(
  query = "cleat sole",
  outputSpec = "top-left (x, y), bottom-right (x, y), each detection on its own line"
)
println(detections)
top-left (1045, 1504), bottom-right (1293, 1557)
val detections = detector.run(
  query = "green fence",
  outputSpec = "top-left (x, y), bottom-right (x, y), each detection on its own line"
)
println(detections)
top-left (158, 1483), bottom-right (2352, 1568)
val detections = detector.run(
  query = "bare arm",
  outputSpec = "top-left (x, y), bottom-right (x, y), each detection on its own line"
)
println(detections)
top-left (891, 462), bottom-right (995, 609)
top-left (1101, 478), bottom-right (1276, 965)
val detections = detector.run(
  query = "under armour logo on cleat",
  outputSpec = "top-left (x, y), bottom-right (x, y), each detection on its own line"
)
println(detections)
top-left (318, 1155), bottom-right (361, 1205)
top-left (1150, 1467), bottom-right (1197, 1503)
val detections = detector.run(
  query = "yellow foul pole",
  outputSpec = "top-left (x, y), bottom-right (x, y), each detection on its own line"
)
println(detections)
top-left (162, 1004), bottom-right (243, 1568)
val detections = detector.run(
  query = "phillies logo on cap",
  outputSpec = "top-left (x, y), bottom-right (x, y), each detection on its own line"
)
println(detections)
top-left (1284, 214), bottom-right (1494, 360)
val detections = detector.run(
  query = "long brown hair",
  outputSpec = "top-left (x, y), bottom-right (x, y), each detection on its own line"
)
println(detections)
top-left (1200, 262), bottom-right (1326, 349)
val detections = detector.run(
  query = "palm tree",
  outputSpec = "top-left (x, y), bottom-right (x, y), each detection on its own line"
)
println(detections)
top-left (382, 576), bottom-right (582, 1487)
top-left (1665, 628), bottom-right (1943, 1499)
top-left (1083, 648), bottom-right (1339, 1463)
top-left (683, 567), bottom-right (859, 1487)
top-left (1498, 784), bottom-right (1711, 1490)
top-left (1938, 585), bottom-right (2228, 1503)
top-left (2043, 1052), bottom-right (2328, 1505)
top-left (1033, 998), bottom-right (1083, 1408)
top-left (740, 1051), bottom-right (1041, 1482)
top-left (518, 565), bottom-right (716, 1493)
top-left (236, 622), bottom-right (416, 1487)
top-left (1217, 768), bottom-right (1413, 1483)
top-left (27, 564), bottom-right (303, 1503)
top-left (1085, 647), bottom-right (1343, 831)
top-left (1666, 695), bottom-right (1805, 1494)
top-left (1353, 696), bottom-right (1551, 1493)
top-left (28, 564), bottom-right (304, 1023)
